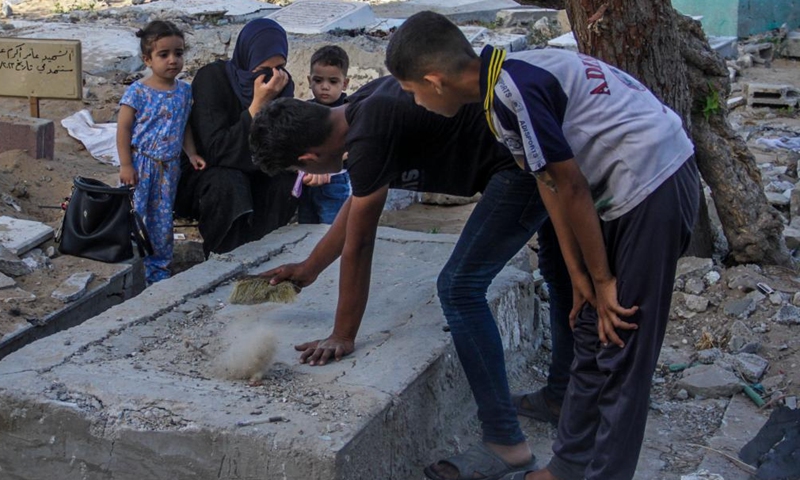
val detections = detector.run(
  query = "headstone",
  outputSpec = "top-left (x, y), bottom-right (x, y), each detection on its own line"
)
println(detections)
top-left (132, 0), bottom-right (279, 22)
top-left (0, 37), bottom-right (81, 100)
top-left (0, 216), bottom-right (54, 255)
top-left (268, 0), bottom-right (377, 35)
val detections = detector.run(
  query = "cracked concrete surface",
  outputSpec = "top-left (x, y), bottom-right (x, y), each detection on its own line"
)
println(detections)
top-left (0, 224), bottom-right (541, 480)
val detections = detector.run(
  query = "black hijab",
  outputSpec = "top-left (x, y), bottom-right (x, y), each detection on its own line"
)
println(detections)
top-left (225, 18), bottom-right (295, 108)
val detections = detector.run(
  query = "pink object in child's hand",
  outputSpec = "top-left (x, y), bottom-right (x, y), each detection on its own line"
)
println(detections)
top-left (291, 171), bottom-right (304, 198)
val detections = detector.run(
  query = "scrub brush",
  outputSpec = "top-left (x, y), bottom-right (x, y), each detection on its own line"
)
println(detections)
top-left (228, 275), bottom-right (300, 305)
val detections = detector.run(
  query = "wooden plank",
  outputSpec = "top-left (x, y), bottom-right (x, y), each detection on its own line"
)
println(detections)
top-left (0, 37), bottom-right (82, 100)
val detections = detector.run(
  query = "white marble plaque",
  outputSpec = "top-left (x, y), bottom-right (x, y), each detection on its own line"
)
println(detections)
top-left (268, 0), bottom-right (377, 34)
top-left (134, 0), bottom-right (279, 22)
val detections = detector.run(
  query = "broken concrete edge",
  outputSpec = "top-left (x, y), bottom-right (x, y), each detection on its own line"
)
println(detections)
top-left (0, 263), bottom-right (131, 361)
top-left (0, 226), bottom-right (312, 374)
top-left (0, 262), bottom-right (540, 480)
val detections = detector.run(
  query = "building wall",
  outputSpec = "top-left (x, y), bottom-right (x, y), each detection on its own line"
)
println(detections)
top-left (671, 0), bottom-right (799, 37)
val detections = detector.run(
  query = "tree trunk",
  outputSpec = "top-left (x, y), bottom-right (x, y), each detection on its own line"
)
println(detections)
top-left (564, 0), bottom-right (790, 265)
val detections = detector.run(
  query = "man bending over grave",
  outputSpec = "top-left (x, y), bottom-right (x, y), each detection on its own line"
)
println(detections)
top-left (250, 76), bottom-right (576, 479)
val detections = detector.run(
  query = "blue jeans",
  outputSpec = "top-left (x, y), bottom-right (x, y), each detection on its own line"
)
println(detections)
top-left (438, 168), bottom-right (573, 445)
top-left (298, 172), bottom-right (351, 225)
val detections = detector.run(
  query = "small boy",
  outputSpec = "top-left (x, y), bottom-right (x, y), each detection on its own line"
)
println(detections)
top-left (297, 45), bottom-right (352, 224)
top-left (385, 11), bottom-right (700, 480)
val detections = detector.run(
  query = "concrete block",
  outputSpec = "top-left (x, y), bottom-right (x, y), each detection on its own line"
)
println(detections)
top-left (744, 83), bottom-right (800, 108)
top-left (786, 30), bottom-right (800, 59)
top-left (268, 0), bottom-right (377, 34)
top-left (0, 215), bottom-right (54, 255)
top-left (0, 225), bottom-right (541, 479)
top-left (0, 114), bottom-right (54, 160)
top-left (495, 7), bottom-right (559, 27)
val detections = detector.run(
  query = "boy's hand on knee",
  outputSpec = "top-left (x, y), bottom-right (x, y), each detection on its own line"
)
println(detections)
top-left (594, 277), bottom-right (638, 348)
top-left (569, 271), bottom-right (595, 330)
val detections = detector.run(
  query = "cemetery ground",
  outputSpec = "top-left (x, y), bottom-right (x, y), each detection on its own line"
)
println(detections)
top-left (1, 1), bottom-right (800, 478)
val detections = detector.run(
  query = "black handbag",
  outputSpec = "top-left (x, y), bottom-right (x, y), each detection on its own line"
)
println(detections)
top-left (57, 176), bottom-right (153, 263)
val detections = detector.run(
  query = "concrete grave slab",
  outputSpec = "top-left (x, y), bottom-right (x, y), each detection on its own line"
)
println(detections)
top-left (0, 215), bottom-right (54, 256)
top-left (9, 23), bottom-right (139, 75)
top-left (373, 0), bottom-right (520, 23)
top-left (0, 224), bottom-right (541, 479)
top-left (130, 0), bottom-right (279, 23)
top-left (268, 0), bottom-right (378, 35)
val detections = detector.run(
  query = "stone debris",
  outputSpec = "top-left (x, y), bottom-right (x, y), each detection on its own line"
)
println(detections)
top-left (0, 245), bottom-right (31, 277)
top-left (681, 470), bottom-right (725, 480)
top-left (51, 272), bottom-right (95, 303)
top-left (677, 364), bottom-right (743, 399)
top-left (0, 272), bottom-right (15, 289)
top-left (729, 353), bottom-right (769, 383)
top-left (0, 287), bottom-right (35, 303)
top-left (722, 291), bottom-right (764, 319)
top-left (772, 304), bottom-right (800, 324)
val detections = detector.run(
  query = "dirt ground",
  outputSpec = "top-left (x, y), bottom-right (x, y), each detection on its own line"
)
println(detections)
top-left (2, 1), bottom-right (800, 477)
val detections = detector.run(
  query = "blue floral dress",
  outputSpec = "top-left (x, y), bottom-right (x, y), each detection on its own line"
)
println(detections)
top-left (120, 80), bottom-right (192, 283)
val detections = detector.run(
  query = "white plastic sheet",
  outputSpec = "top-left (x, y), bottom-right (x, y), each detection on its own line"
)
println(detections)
top-left (60, 109), bottom-right (120, 167)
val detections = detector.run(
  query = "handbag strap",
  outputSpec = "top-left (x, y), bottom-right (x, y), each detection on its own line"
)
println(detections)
top-left (128, 194), bottom-right (154, 257)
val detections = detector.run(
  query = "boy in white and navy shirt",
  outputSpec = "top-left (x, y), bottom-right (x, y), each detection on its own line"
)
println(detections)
top-left (386, 11), bottom-right (699, 480)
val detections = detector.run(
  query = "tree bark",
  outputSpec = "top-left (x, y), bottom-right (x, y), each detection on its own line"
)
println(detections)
top-left (564, 0), bottom-right (790, 265)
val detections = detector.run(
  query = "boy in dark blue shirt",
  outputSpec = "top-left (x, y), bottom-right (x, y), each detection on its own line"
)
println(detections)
top-left (296, 45), bottom-right (352, 224)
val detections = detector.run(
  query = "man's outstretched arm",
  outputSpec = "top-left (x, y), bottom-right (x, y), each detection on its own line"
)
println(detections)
top-left (298, 185), bottom-right (390, 365)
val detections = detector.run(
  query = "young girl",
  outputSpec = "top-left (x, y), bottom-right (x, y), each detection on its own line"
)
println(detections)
top-left (117, 20), bottom-right (205, 285)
